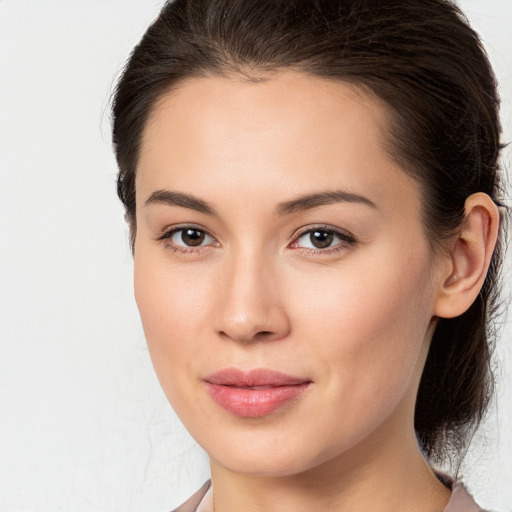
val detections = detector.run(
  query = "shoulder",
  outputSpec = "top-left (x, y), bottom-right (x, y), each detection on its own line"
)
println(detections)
top-left (443, 480), bottom-right (489, 512)
top-left (170, 481), bottom-right (211, 512)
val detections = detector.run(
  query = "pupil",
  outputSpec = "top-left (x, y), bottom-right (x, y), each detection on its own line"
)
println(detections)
top-left (310, 231), bottom-right (333, 249)
top-left (182, 229), bottom-right (205, 246)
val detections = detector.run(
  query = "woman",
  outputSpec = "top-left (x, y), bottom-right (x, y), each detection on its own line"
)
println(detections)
top-left (111, 0), bottom-right (506, 510)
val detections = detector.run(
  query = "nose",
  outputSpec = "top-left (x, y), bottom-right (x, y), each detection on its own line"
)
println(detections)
top-left (214, 249), bottom-right (291, 344)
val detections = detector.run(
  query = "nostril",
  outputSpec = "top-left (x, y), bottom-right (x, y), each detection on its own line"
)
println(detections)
top-left (255, 331), bottom-right (273, 338)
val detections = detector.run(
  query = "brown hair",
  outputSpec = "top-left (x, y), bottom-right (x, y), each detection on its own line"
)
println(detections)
top-left (111, 0), bottom-right (506, 464)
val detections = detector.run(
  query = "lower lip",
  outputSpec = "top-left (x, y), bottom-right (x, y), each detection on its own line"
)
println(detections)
top-left (205, 382), bottom-right (311, 417)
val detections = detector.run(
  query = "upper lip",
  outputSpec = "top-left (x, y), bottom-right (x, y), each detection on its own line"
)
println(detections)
top-left (204, 367), bottom-right (311, 387)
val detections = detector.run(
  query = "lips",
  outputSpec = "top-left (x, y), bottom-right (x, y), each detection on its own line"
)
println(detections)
top-left (204, 368), bottom-right (312, 417)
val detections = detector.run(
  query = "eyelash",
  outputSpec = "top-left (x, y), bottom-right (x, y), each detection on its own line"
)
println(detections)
top-left (291, 225), bottom-right (357, 255)
top-left (156, 224), bottom-right (357, 256)
top-left (156, 224), bottom-right (217, 254)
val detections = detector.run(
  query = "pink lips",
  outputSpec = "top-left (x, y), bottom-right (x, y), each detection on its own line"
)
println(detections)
top-left (204, 368), bottom-right (312, 418)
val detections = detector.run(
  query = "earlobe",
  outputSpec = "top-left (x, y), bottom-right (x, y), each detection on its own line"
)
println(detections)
top-left (434, 193), bottom-right (500, 319)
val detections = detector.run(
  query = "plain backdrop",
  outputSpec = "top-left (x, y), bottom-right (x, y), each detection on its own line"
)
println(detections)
top-left (0, 1), bottom-right (511, 511)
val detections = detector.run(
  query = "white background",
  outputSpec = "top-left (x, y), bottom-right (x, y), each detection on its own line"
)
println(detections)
top-left (0, 1), bottom-right (510, 511)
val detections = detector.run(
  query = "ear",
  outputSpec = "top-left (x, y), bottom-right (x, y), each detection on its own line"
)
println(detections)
top-left (434, 192), bottom-right (500, 319)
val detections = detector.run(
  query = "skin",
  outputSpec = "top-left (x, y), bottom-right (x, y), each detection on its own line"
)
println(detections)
top-left (133, 71), bottom-right (498, 512)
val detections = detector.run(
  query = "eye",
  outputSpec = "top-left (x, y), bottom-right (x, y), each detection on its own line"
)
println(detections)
top-left (291, 226), bottom-right (356, 252)
top-left (170, 228), bottom-right (212, 247)
top-left (157, 226), bottom-right (217, 251)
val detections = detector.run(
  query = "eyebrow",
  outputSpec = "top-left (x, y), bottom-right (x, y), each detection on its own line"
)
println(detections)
top-left (144, 189), bottom-right (217, 215)
top-left (144, 188), bottom-right (377, 216)
top-left (275, 189), bottom-right (377, 216)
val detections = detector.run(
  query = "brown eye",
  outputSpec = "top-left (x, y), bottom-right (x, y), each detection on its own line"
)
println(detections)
top-left (310, 230), bottom-right (334, 248)
top-left (293, 226), bottom-right (356, 253)
top-left (166, 227), bottom-right (214, 248)
top-left (181, 229), bottom-right (206, 246)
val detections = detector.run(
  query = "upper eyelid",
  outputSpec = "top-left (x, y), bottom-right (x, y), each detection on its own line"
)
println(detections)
top-left (157, 223), bottom-right (216, 241)
top-left (292, 224), bottom-right (356, 241)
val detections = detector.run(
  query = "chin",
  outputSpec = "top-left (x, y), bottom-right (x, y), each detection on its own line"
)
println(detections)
top-left (215, 453), bottom-right (313, 478)
top-left (203, 429), bottom-right (340, 478)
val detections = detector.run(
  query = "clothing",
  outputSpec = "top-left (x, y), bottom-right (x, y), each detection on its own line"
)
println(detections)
top-left (171, 478), bottom-right (487, 512)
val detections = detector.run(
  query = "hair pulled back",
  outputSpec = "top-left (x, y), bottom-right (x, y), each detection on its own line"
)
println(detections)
top-left (111, 0), bottom-right (506, 464)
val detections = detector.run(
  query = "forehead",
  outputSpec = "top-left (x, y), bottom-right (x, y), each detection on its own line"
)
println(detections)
top-left (136, 71), bottom-right (422, 222)
top-left (140, 71), bottom-right (390, 168)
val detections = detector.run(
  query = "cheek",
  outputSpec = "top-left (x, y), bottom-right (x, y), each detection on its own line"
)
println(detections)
top-left (289, 250), bottom-right (435, 401)
top-left (133, 248), bottom-right (216, 394)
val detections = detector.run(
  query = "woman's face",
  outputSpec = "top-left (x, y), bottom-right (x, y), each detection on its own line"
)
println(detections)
top-left (134, 71), bottom-right (446, 477)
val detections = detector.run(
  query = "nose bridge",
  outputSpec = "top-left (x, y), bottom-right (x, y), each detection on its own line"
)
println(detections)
top-left (215, 242), bottom-right (290, 343)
